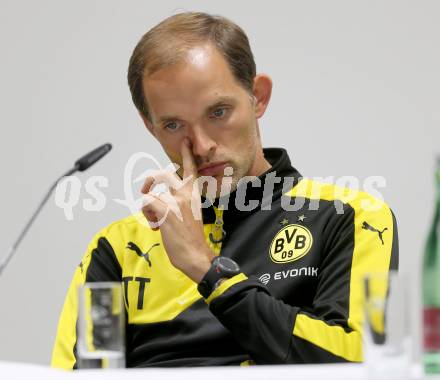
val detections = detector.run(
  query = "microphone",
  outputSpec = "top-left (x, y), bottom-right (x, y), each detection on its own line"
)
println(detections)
top-left (0, 143), bottom-right (113, 276)
top-left (75, 143), bottom-right (112, 172)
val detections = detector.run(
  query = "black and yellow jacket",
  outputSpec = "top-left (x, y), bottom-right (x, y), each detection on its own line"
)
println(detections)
top-left (51, 147), bottom-right (398, 368)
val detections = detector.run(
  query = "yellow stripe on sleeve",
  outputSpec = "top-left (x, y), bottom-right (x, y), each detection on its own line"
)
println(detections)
top-left (50, 233), bottom-right (102, 370)
top-left (206, 273), bottom-right (248, 305)
top-left (287, 179), bottom-right (394, 361)
top-left (293, 314), bottom-right (362, 362)
top-left (50, 267), bottom-right (83, 370)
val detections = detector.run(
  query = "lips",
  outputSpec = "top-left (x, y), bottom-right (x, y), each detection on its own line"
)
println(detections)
top-left (198, 162), bottom-right (227, 176)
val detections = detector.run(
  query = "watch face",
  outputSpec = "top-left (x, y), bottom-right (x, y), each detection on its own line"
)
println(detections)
top-left (217, 257), bottom-right (240, 273)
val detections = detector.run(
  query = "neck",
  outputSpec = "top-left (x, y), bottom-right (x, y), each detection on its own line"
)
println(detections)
top-left (247, 148), bottom-right (272, 177)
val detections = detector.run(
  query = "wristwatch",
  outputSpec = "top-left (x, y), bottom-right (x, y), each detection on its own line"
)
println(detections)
top-left (197, 256), bottom-right (240, 298)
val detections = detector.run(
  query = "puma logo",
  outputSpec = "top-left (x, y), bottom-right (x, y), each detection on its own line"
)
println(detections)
top-left (362, 221), bottom-right (388, 245)
top-left (126, 242), bottom-right (160, 267)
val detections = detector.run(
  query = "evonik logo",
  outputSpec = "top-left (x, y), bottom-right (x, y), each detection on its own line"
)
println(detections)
top-left (259, 267), bottom-right (318, 285)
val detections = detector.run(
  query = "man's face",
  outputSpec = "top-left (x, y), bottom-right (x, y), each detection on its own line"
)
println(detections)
top-left (141, 43), bottom-right (267, 198)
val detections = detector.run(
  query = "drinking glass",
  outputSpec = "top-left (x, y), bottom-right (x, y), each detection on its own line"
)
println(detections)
top-left (77, 282), bottom-right (125, 369)
top-left (363, 271), bottom-right (412, 377)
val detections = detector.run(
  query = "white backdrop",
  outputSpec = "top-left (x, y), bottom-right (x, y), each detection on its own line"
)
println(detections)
top-left (0, 0), bottom-right (438, 365)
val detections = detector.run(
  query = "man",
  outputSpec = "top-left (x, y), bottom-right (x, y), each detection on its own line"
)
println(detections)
top-left (51, 12), bottom-right (398, 368)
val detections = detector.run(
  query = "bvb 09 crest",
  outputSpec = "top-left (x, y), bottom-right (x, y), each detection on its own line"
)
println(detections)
top-left (269, 224), bottom-right (313, 263)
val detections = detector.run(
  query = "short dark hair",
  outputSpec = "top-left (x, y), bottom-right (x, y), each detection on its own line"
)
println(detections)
top-left (127, 12), bottom-right (257, 121)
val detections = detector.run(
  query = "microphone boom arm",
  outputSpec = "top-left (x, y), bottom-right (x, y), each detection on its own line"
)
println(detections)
top-left (0, 143), bottom-right (112, 276)
top-left (0, 165), bottom-right (79, 275)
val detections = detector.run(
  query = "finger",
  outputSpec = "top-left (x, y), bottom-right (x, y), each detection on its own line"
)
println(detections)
top-left (158, 191), bottom-right (183, 222)
top-left (181, 138), bottom-right (197, 180)
top-left (145, 210), bottom-right (159, 231)
top-left (141, 176), bottom-right (155, 195)
top-left (143, 191), bottom-right (184, 226)
top-left (141, 169), bottom-right (181, 194)
top-left (141, 196), bottom-right (159, 231)
top-left (142, 194), bottom-right (167, 229)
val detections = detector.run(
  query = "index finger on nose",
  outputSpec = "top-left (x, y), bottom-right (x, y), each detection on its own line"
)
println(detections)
top-left (181, 138), bottom-right (197, 180)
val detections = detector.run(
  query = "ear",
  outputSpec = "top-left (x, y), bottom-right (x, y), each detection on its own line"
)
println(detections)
top-left (252, 74), bottom-right (273, 119)
top-left (139, 112), bottom-right (156, 137)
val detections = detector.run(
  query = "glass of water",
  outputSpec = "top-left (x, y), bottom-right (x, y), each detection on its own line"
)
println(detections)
top-left (363, 271), bottom-right (412, 377)
top-left (77, 282), bottom-right (125, 369)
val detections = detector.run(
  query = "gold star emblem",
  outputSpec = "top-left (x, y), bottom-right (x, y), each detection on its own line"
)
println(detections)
top-left (280, 218), bottom-right (289, 226)
top-left (298, 215), bottom-right (306, 222)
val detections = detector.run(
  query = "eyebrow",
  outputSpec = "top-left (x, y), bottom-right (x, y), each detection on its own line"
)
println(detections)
top-left (207, 96), bottom-right (237, 110)
top-left (157, 96), bottom-right (237, 124)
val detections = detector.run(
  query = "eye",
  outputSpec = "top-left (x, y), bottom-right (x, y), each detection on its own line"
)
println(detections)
top-left (211, 107), bottom-right (227, 118)
top-left (164, 121), bottom-right (181, 131)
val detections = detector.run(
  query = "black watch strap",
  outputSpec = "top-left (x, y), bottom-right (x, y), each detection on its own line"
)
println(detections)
top-left (197, 256), bottom-right (240, 298)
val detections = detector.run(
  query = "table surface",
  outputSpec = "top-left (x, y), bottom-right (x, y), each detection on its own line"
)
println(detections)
top-left (1, 361), bottom-right (438, 380)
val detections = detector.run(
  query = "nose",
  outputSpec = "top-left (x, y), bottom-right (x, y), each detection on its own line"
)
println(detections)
top-left (187, 124), bottom-right (217, 161)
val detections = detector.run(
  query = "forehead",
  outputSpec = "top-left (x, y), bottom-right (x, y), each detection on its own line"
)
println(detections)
top-left (142, 44), bottom-right (248, 120)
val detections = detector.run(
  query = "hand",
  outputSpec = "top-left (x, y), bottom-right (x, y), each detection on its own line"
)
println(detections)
top-left (140, 138), bottom-right (215, 283)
